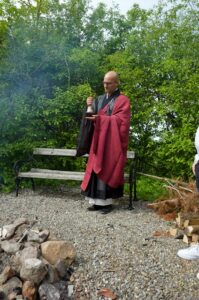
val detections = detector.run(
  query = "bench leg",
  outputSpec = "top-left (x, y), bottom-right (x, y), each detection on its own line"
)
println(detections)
top-left (128, 168), bottom-right (135, 210)
top-left (15, 177), bottom-right (20, 197)
top-left (132, 158), bottom-right (138, 202)
top-left (133, 169), bottom-right (137, 201)
top-left (128, 179), bottom-right (134, 210)
top-left (31, 179), bottom-right (35, 192)
top-left (128, 160), bottom-right (137, 209)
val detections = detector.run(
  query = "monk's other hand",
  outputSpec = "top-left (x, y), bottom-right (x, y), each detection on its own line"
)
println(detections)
top-left (85, 114), bottom-right (98, 121)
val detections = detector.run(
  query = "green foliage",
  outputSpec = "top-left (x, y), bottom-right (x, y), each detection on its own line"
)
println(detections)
top-left (0, 0), bottom-right (198, 191)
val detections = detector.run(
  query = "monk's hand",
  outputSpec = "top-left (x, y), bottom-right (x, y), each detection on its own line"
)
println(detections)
top-left (86, 96), bottom-right (94, 106)
top-left (85, 114), bottom-right (98, 121)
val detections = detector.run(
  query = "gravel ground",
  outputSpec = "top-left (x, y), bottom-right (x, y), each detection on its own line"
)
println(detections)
top-left (0, 186), bottom-right (199, 300)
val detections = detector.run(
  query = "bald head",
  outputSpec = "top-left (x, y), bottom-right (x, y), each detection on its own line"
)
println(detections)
top-left (103, 71), bottom-right (120, 95)
top-left (104, 71), bottom-right (119, 83)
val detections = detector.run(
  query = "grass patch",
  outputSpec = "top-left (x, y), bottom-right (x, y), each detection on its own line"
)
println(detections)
top-left (136, 176), bottom-right (169, 202)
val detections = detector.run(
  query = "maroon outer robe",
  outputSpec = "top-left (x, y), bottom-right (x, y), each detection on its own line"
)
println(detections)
top-left (81, 94), bottom-right (131, 191)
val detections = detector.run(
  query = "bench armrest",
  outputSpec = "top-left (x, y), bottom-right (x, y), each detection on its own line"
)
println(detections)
top-left (13, 156), bottom-right (36, 176)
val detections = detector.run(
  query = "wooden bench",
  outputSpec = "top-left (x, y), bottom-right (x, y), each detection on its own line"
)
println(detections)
top-left (14, 148), bottom-right (136, 209)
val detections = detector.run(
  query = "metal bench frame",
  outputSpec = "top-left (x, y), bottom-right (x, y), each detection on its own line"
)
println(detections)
top-left (14, 148), bottom-right (137, 209)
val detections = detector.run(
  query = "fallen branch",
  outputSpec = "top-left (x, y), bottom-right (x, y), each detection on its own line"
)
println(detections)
top-left (17, 220), bottom-right (37, 243)
top-left (163, 184), bottom-right (183, 198)
top-left (137, 172), bottom-right (188, 186)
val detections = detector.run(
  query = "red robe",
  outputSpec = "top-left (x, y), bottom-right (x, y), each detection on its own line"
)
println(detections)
top-left (81, 94), bottom-right (131, 190)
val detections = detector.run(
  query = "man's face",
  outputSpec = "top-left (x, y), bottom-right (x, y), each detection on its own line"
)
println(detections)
top-left (103, 75), bottom-right (118, 95)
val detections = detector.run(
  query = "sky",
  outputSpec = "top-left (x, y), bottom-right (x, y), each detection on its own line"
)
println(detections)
top-left (91, 0), bottom-right (160, 14)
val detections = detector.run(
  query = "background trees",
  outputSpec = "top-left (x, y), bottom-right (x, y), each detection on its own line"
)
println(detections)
top-left (0, 0), bottom-right (198, 189)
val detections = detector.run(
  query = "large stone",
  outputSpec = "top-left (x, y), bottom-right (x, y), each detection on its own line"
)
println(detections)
top-left (41, 241), bottom-right (76, 266)
top-left (20, 258), bottom-right (47, 285)
top-left (0, 266), bottom-right (15, 285)
top-left (0, 277), bottom-right (22, 295)
top-left (1, 241), bottom-right (21, 254)
top-left (13, 246), bottom-right (39, 273)
top-left (22, 281), bottom-right (37, 300)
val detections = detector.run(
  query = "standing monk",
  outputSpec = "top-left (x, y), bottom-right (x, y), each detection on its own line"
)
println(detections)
top-left (81, 71), bottom-right (131, 214)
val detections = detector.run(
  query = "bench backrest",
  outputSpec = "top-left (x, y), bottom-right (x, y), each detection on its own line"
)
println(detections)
top-left (33, 148), bottom-right (135, 159)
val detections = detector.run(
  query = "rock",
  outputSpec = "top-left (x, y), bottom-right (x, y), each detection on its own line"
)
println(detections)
top-left (47, 232), bottom-right (58, 241)
top-left (2, 225), bottom-right (16, 240)
top-left (0, 277), bottom-right (22, 295)
top-left (20, 247), bottom-right (39, 263)
top-left (8, 292), bottom-right (18, 300)
top-left (22, 281), bottom-right (37, 300)
top-left (41, 241), bottom-right (76, 266)
top-left (38, 282), bottom-right (70, 300)
top-left (13, 218), bottom-right (29, 228)
top-left (20, 258), bottom-right (47, 285)
top-left (0, 266), bottom-right (15, 285)
top-left (38, 230), bottom-right (49, 243)
top-left (2, 219), bottom-right (29, 240)
top-left (14, 224), bottom-right (29, 240)
top-left (68, 285), bottom-right (74, 297)
top-left (45, 264), bottom-right (59, 284)
top-left (12, 287), bottom-right (22, 295)
top-left (24, 242), bottom-right (40, 249)
top-left (12, 252), bottom-right (22, 273)
top-left (38, 283), bottom-right (61, 300)
top-left (0, 291), bottom-right (7, 300)
top-left (55, 260), bottom-right (72, 280)
top-left (27, 230), bottom-right (49, 243)
top-left (53, 281), bottom-right (69, 300)
top-left (13, 247), bottom-right (39, 273)
top-left (1, 241), bottom-right (21, 254)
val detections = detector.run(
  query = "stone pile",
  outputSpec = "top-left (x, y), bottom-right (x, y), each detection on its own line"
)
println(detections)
top-left (0, 218), bottom-right (76, 300)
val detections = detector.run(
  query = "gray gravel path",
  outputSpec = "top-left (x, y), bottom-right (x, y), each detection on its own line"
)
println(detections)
top-left (0, 187), bottom-right (199, 300)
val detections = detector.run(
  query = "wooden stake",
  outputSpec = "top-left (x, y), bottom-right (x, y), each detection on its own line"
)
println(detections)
top-left (184, 225), bottom-right (199, 235)
top-left (183, 234), bottom-right (191, 244)
top-left (192, 234), bottom-right (199, 243)
top-left (169, 227), bottom-right (178, 237)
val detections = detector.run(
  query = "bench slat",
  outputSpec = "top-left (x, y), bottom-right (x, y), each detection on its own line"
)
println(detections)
top-left (33, 148), bottom-right (135, 159)
top-left (18, 171), bottom-right (84, 181)
top-left (31, 168), bottom-right (85, 175)
top-left (33, 148), bottom-right (80, 157)
top-left (18, 169), bottom-right (129, 181)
